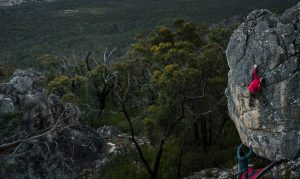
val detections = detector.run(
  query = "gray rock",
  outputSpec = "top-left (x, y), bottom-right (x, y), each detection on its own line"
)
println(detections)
top-left (184, 158), bottom-right (300, 178)
top-left (0, 95), bottom-right (14, 114)
top-left (0, 68), bottom-right (39, 95)
top-left (226, 4), bottom-right (300, 161)
top-left (265, 158), bottom-right (300, 178)
top-left (97, 125), bottom-right (121, 138)
top-left (0, 69), bottom-right (103, 178)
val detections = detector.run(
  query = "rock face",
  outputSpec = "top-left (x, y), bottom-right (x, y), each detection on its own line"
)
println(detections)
top-left (0, 69), bottom-right (106, 178)
top-left (226, 4), bottom-right (300, 161)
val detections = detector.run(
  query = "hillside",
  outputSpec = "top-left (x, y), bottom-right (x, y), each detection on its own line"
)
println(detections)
top-left (0, 0), bottom-right (56, 7)
top-left (0, 0), bottom-right (299, 66)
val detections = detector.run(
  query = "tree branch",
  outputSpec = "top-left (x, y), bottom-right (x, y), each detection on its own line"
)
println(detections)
top-left (122, 103), bottom-right (153, 176)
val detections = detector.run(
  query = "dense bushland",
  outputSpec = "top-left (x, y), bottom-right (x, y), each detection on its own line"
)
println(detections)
top-left (38, 19), bottom-right (241, 178)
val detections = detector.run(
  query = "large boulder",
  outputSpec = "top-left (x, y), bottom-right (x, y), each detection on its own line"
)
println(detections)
top-left (226, 4), bottom-right (300, 161)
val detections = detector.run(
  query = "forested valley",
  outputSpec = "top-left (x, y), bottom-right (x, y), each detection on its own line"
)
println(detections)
top-left (0, 0), bottom-right (299, 178)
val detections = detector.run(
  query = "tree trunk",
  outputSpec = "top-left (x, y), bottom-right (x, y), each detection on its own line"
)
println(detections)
top-left (200, 116), bottom-right (208, 152)
top-left (193, 121), bottom-right (200, 142)
top-left (152, 135), bottom-right (165, 179)
top-left (207, 114), bottom-right (213, 146)
top-left (177, 137), bottom-right (187, 178)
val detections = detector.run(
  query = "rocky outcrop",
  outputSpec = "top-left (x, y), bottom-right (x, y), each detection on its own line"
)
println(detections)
top-left (0, 69), bottom-right (105, 178)
top-left (0, 69), bottom-right (150, 178)
top-left (226, 3), bottom-right (300, 161)
top-left (0, 69), bottom-right (80, 135)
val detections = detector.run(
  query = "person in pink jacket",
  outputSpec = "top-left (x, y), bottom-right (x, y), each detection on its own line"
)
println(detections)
top-left (248, 64), bottom-right (263, 106)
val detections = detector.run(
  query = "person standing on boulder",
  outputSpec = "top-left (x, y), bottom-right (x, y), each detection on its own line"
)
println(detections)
top-left (237, 143), bottom-right (253, 179)
top-left (248, 64), bottom-right (263, 106)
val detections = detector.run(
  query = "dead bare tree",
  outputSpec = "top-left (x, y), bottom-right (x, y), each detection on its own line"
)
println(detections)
top-left (0, 107), bottom-right (70, 158)
top-left (88, 48), bottom-right (118, 116)
top-left (40, 48), bottom-right (118, 119)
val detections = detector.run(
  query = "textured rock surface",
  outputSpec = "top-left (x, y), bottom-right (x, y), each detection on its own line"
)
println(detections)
top-left (226, 4), bottom-right (300, 161)
top-left (265, 158), bottom-right (300, 178)
top-left (0, 69), bottom-right (105, 178)
top-left (0, 95), bottom-right (14, 114)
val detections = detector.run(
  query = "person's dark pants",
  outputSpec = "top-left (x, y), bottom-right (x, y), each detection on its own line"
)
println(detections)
top-left (238, 171), bottom-right (249, 179)
top-left (249, 79), bottom-right (268, 107)
top-left (249, 92), bottom-right (267, 107)
top-left (249, 93), bottom-right (255, 107)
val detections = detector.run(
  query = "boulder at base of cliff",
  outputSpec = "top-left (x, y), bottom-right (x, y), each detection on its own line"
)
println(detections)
top-left (226, 3), bottom-right (300, 161)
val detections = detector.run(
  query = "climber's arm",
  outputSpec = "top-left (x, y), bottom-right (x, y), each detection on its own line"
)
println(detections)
top-left (253, 65), bottom-right (259, 80)
top-left (237, 144), bottom-right (243, 159)
top-left (246, 146), bottom-right (253, 158)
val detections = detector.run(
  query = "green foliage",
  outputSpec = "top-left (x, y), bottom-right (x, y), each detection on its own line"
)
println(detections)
top-left (149, 26), bottom-right (174, 45)
top-left (61, 92), bottom-right (77, 104)
top-left (36, 19), bottom-right (242, 178)
top-left (100, 111), bottom-right (130, 132)
top-left (102, 154), bottom-right (148, 179)
top-left (47, 75), bottom-right (72, 95)
top-left (96, 119), bottom-right (239, 179)
top-left (109, 20), bottom-right (243, 178)
top-left (72, 75), bottom-right (88, 96)
top-left (0, 64), bottom-right (15, 82)
top-left (47, 74), bottom-right (88, 104)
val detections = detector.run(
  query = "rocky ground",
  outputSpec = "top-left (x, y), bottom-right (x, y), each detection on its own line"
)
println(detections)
top-left (185, 158), bottom-right (300, 178)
